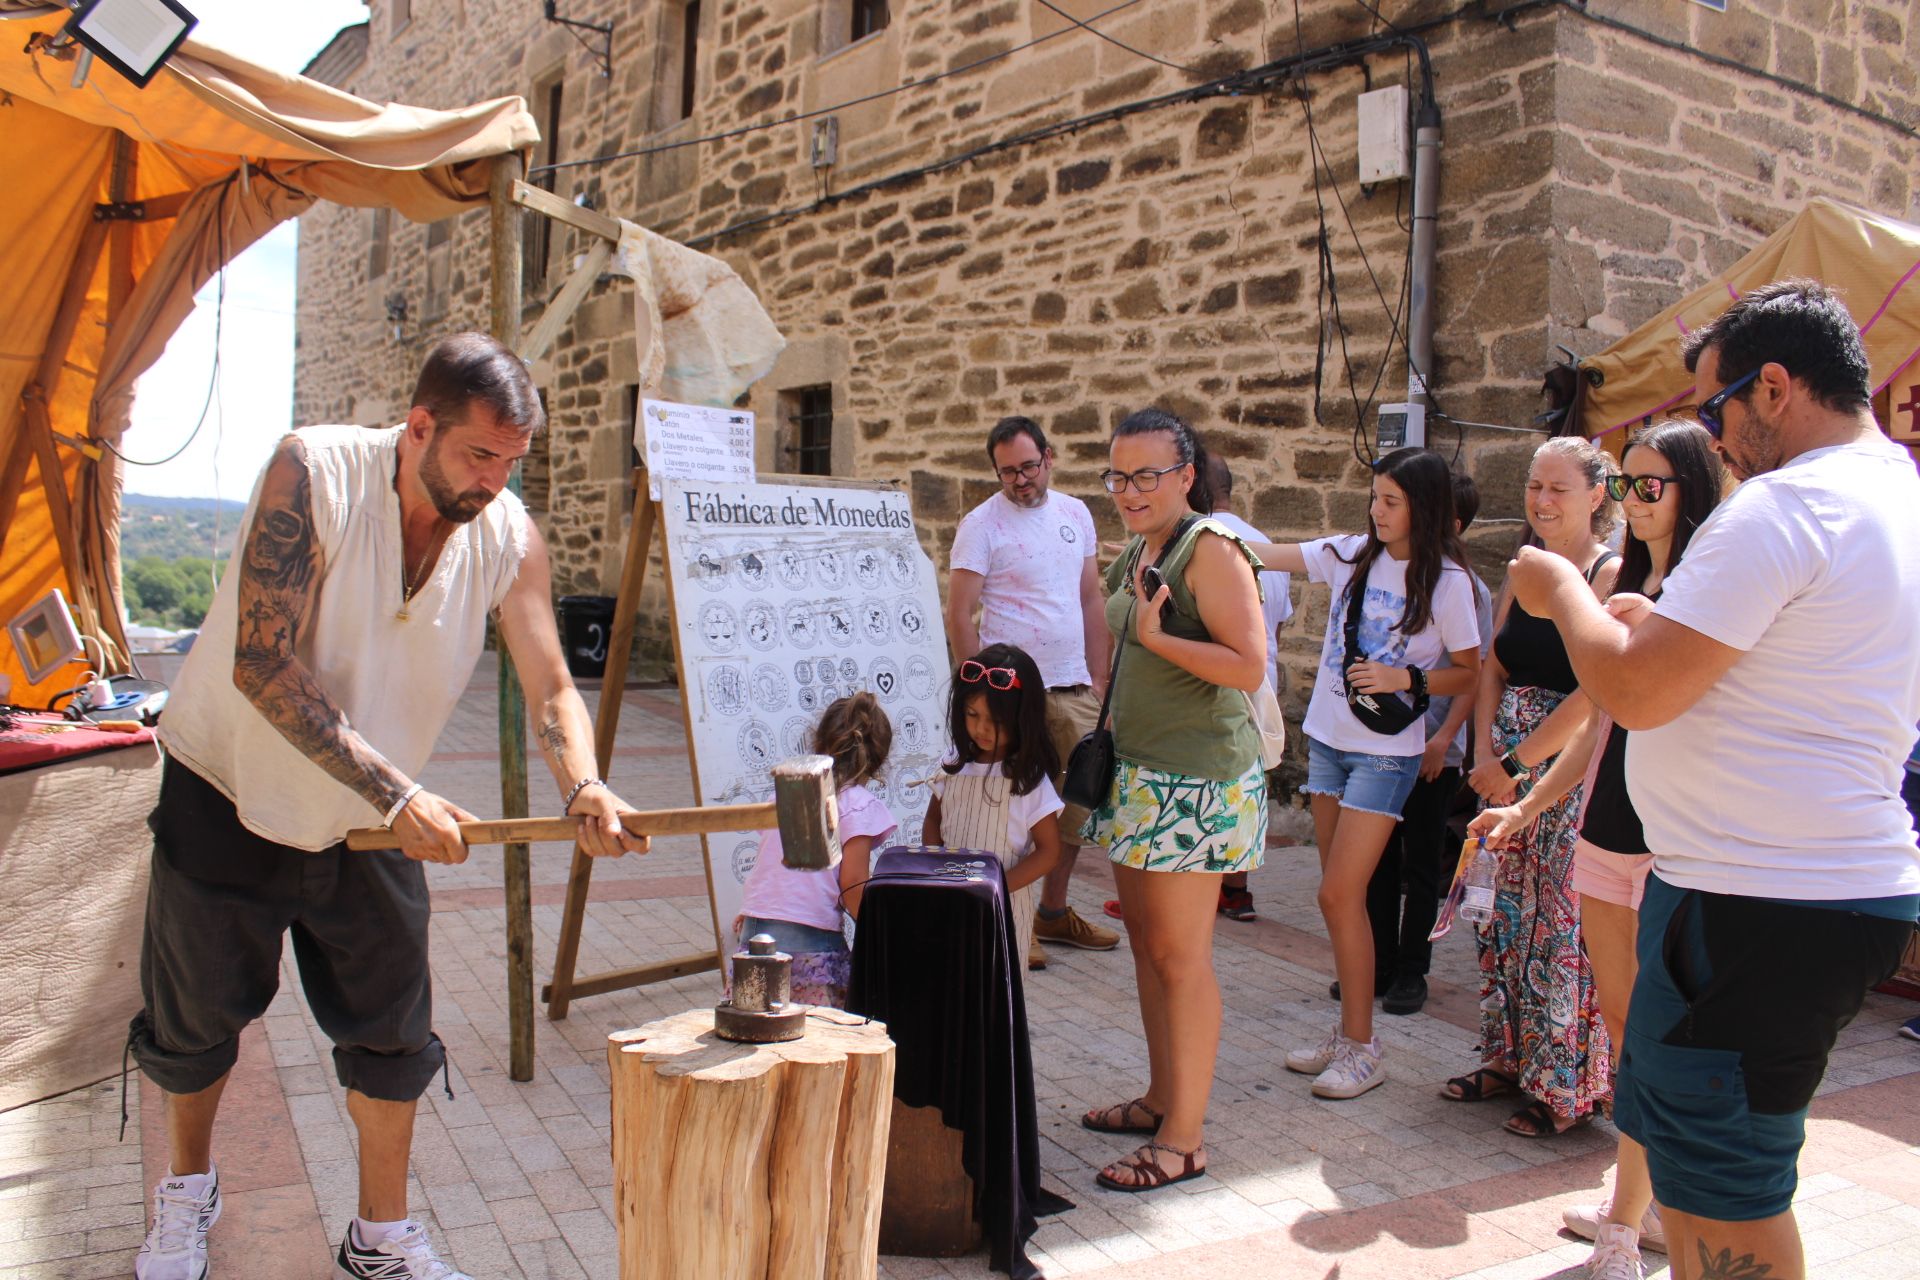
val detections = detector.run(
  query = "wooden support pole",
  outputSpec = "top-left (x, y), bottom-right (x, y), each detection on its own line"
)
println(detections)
top-left (488, 151), bottom-right (535, 1083)
top-left (511, 179), bottom-right (622, 243)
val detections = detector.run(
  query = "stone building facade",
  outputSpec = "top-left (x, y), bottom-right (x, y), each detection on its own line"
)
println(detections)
top-left (294, 0), bottom-right (1919, 727)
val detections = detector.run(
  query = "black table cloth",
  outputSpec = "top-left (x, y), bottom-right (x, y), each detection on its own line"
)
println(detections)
top-left (848, 845), bottom-right (1072, 1279)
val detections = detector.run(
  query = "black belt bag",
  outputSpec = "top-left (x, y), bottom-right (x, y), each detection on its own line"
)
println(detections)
top-left (1340, 571), bottom-right (1428, 737)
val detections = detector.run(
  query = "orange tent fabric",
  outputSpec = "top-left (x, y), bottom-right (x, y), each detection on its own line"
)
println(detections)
top-left (1578, 198), bottom-right (1920, 447)
top-left (0, 3), bottom-right (536, 704)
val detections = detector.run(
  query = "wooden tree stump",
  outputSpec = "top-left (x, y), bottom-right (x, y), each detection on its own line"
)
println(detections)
top-left (608, 1006), bottom-right (895, 1280)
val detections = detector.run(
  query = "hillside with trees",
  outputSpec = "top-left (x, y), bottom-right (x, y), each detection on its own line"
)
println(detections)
top-left (119, 494), bottom-right (243, 630)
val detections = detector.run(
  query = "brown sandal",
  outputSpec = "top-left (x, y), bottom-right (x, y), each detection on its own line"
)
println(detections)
top-left (1081, 1097), bottom-right (1162, 1135)
top-left (1095, 1141), bottom-right (1207, 1193)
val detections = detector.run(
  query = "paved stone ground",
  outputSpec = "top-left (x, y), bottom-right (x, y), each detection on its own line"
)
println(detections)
top-left (4, 654), bottom-right (1917, 1279)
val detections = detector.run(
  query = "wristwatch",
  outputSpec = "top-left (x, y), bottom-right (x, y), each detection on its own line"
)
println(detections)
top-left (1498, 750), bottom-right (1525, 778)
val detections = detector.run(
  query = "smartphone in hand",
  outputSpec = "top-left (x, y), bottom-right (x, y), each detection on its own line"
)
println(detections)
top-left (1141, 565), bottom-right (1166, 597)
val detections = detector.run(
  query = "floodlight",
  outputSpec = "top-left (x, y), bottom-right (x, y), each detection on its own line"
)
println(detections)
top-left (64, 0), bottom-right (197, 90)
top-left (8, 589), bottom-right (84, 685)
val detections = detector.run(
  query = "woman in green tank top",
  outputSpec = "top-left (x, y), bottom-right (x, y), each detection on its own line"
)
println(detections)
top-left (1078, 410), bottom-right (1270, 1194)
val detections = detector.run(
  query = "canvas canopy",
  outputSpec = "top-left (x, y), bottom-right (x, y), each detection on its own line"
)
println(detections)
top-left (1577, 198), bottom-right (1920, 447)
top-left (0, 2), bottom-right (537, 703)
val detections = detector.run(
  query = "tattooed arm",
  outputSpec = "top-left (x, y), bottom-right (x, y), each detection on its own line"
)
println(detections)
top-left (230, 437), bottom-right (476, 863)
top-left (495, 521), bottom-right (645, 858)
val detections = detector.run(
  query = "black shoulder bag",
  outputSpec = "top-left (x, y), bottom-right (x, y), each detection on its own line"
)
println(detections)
top-left (1341, 572), bottom-right (1430, 737)
top-left (1061, 518), bottom-right (1194, 810)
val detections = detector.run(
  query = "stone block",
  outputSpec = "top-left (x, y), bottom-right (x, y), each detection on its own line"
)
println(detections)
top-left (1006, 169), bottom-right (1049, 207)
top-left (1245, 272), bottom-right (1303, 309)
top-left (1031, 292), bottom-right (1068, 323)
top-left (1196, 103), bottom-right (1250, 160)
top-left (1114, 279), bottom-right (1166, 320)
top-left (1555, 63), bottom-right (1676, 145)
top-left (1122, 139), bottom-right (1182, 179)
top-left (1555, 188), bottom-right (1673, 255)
top-left (1200, 283), bottom-right (1238, 314)
top-left (1056, 159), bottom-right (1112, 195)
top-left (957, 178), bottom-right (995, 213)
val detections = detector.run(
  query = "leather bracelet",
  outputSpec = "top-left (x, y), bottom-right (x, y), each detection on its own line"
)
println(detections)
top-left (564, 776), bottom-right (606, 812)
top-left (383, 783), bottom-right (424, 828)
top-left (1406, 665), bottom-right (1427, 699)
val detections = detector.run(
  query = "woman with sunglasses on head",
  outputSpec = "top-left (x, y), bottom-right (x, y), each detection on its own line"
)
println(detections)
top-left (1241, 448), bottom-right (1483, 1099)
top-left (1077, 409), bottom-right (1268, 1193)
top-left (1446, 437), bottom-right (1619, 1139)
top-left (923, 642), bottom-right (1064, 968)
top-left (1469, 422), bottom-right (1724, 1278)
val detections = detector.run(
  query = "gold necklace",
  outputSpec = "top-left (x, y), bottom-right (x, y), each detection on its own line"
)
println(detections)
top-left (396, 530), bottom-right (440, 622)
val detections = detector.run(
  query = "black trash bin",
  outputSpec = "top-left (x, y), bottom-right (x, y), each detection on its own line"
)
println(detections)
top-left (557, 595), bottom-right (617, 678)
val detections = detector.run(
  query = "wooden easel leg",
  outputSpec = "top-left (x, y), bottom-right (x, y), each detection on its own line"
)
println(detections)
top-left (547, 478), bottom-right (656, 1020)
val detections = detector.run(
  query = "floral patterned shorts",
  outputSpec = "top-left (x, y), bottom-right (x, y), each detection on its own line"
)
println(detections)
top-left (1086, 758), bottom-right (1268, 874)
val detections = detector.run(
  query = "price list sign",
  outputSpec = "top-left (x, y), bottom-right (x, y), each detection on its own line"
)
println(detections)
top-left (640, 399), bottom-right (756, 499)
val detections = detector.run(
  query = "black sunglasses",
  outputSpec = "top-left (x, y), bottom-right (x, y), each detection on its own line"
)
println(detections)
top-left (1697, 368), bottom-right (1759, 440)
top-left (1605, 473), bottom-right (1682, 502)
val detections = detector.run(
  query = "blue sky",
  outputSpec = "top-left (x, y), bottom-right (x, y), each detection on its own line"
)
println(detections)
top-left (126, 1), bottom-right (369, 502)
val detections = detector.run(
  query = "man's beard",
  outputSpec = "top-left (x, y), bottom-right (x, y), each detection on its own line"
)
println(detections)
top-left (420, 438), bottom-right (495, 523)
top-left (1720, 404), bottom-right (1785, 481)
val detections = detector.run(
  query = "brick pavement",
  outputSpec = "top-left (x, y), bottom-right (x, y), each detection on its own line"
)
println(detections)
top-left (4, 656), bottom-right (1917, 1279)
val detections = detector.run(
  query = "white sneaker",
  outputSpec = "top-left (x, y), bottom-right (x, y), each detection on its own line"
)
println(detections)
top-left (1563, 1200), bottom-right (1667, 1253)
top-left (1586, 1222), bottom-right (1644, 1279)
top-left (1285, 1023), bottom-right (1342, 1075)
top-left (1311, 1036), bottom-right (1386, 1099)
top-left (335, 1221), bottom-right (473, 1280)
top-left (134, 1168), bottom-right (222, 1280)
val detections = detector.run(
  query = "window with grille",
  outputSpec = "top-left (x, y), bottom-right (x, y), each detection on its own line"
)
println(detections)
top-left (523, 78), bottom-right (564, 297)
top-left (677, 2), bottom-right (701, 122)
top-left (785, 386), bottom-right (833, 476)
top-left (851, 0), bottom-right (889, 40)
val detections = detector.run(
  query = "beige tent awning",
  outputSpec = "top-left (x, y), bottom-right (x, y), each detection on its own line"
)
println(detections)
top-left (1578, 198), bottom-right (1920, 446)
top-left (0, 4), bottom-right (535, 702)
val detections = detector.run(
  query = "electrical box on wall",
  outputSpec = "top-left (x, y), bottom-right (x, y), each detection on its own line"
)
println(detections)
top-left (1376, 402), bottom-right (1427, 452)
top-left (1357, 85), bottom-right (1410, 184)
top-left (810, 117), bottom-right (839, 169)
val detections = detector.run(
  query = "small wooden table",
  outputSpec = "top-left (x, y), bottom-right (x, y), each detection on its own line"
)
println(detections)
top-left (607, 1006), bottom-right (895, 1280)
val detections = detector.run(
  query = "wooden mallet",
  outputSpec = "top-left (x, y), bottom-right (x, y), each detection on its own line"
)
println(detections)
top-left (344, 754), bottom-right (841, 864)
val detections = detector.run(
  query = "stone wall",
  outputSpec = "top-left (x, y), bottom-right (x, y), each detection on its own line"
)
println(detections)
top-left (294, 0), bottom-right (1920, 733)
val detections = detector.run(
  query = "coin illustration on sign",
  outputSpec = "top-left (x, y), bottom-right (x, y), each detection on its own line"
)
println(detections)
top-left (888, 546), bottom-right (917, 588)
top-left (816, 658), bottom-right (837, 684)
top-left (750, 664), bottom-right (788, 713)
top-left (816, 549), bottom-right (848, 589)
top-left (895, 598), bottom-right (928, 643)
top-left (699, 601), bottom-right (739, 653)
top-left (736, 550), bottom-right (770, 590)
top-left (852, 548), bottom-right (885, 590)
top-left (818, 684), bottom-right (839, 706)
top-left (783, 602), bottom-right (818, 647)
top-left (860, 600), bottom-right (892, 644)
top-left (775, 546), bottom-right (810, 589)
top-left (866, 770), bottom-right (890, 804)
top-left (897, 707), bottom-right (927, 750)
top-left (793, 658), bottom-right (814, 685)
top-left (743, 601), bottom-right (778, 651)
top-left (904, 654), bottom-right (937, 701)
top-left (691, 546), bottom-right (728, 591)
top-left (822, 605), bottom-right (855, 647)
top-left (738, 720), bottom-right (777, 772)
top-left (839, 658), bottom-right (860, 683)
top-left (706, 663), bottom-right (746, 717)
top-left (782, 716), bottom-right (812, 757)
top-left (869, 657), bottom-right (901, 702)
top-left (797, 685), bottom-right (819, 711)
top-left (730, 838), bottom-right (759, 884)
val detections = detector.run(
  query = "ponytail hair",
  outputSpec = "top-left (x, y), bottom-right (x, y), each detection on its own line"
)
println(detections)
top-left (1110, 407), bottom-right (1216, 514)
top-left (812, 691), bottom-right (893, 790)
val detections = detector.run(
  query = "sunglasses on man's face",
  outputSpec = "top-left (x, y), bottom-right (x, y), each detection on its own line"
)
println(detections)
top-left (1696, 367), bottom-right (1760, 439)
top-left (958, 660), bottom-right (1021, 690)
top-left (1605, 473), bottom-right (1681, 503)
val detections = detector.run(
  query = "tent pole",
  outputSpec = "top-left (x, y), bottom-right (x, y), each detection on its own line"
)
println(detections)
top-left (488, 151), bottom-right (536, 1084)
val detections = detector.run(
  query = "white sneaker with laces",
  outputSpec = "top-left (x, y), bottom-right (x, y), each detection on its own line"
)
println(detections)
top-left (1311, 1036), bottom-right (1386, 1099)
top-left (134, 1168), bottom-right (222, 1280)
top-left (335, 1221), bottom-right (473, 1280)
top-left (1285, 1024), bottom-right (1342, 1075)
top-left (1563, 1200), bottom-right (1667, 1253)
top-left (1586, 1222), bottom-right (1644, 1279)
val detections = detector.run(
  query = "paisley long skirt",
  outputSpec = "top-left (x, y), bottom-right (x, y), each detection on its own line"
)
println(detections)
top-left (1475, 685), bottom-right (1611, 1123)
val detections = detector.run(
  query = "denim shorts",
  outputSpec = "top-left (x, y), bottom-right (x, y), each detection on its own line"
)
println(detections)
top-left (1302, 735), bottom-right (1421, 818)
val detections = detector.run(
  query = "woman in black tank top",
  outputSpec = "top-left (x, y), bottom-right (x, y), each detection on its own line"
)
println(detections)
top-left (1467, 422), bottom-right (1725, 1268)
top-left (1446, 438), bottom-right (1619, 1142)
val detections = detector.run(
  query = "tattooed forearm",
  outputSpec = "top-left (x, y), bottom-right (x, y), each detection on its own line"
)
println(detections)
top-left (538, 713), bottom-right (568, 760)
top-left (232, 438), bottom-right (409, 813)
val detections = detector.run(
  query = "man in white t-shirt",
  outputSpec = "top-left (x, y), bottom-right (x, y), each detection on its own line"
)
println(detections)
top-left (1201, 455), bottom-right (1292, 922)
top-left (945, 416), bottom-right (1120, 964)
top-left (1507, 280), bottom-right (1920, 1280)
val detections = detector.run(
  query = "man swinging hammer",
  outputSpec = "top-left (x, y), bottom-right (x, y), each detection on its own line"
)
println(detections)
top-left (130, 334), bottom-right (644, 1280)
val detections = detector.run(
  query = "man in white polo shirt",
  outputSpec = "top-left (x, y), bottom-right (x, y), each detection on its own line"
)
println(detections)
top-left (1507, 280), bottom-right (1919, 1280)
top-left (946, 416), bottom-right (1120, 966)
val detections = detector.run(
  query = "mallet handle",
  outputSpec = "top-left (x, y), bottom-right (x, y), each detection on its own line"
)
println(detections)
top-left (344, 801), bottom-right (779, 851)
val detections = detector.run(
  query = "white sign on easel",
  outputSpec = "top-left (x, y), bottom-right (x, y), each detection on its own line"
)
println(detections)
top-left (640, 399), bottom-right (755, 500)
top-left (659, 476), bottom-right (950, 942)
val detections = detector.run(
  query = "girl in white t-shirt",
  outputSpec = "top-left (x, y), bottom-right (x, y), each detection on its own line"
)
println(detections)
top-left (921, 642), bottom-right (1065, 965)
top-left (737, 692), bottom-right (898, 1008)
top-left (1245, 448), bottom-right (1482, 1100)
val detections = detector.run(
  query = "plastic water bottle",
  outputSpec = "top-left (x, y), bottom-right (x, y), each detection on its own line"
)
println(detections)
top-left (1459, 838), bottom-right (1499, 925)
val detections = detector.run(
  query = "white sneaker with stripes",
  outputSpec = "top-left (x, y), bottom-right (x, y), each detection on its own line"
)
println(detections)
top-left (335, 1221), bottom-right (473, 1280)
top-left (134, 1168), bottom-right (222, 1280)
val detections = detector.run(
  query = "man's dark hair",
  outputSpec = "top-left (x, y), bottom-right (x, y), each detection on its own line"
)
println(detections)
top-left (1204, 452), bottom-right (1234, 502)
top-left (411, 332), bottom-right (545, 434)
top-left (984, 415), bottom-right (1049, 465)
top-left (1451, 471), bottom-right (1480, 531)
top-left (1680, 278), bottom-right (1871, 415)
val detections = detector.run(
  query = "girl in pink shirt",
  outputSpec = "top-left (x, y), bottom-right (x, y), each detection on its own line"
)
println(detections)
top-left (736, 692), bottom-right (898, 1007)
